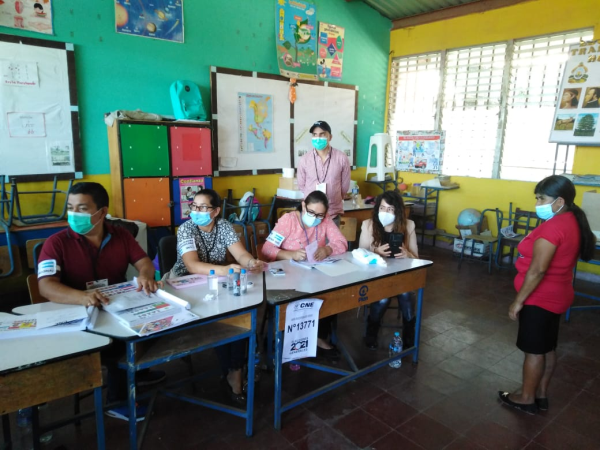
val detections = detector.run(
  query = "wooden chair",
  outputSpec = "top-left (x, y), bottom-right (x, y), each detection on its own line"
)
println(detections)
top-left (496, 203), bottom-right (543, 268)
top-left (339, 217), bottom-right (358, 250)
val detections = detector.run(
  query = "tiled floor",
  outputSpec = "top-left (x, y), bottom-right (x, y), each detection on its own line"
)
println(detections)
top-left (4, 247), bottom-right (600, 449)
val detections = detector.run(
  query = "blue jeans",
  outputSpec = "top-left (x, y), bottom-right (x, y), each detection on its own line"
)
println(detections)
top-left (368, 292), bottom-right (415, 324)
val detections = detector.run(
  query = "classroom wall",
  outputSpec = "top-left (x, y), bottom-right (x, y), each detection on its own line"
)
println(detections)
top-left (388, 0), bottom-right (600, 274)
top-left (3, 0), bottom-right (390, 213)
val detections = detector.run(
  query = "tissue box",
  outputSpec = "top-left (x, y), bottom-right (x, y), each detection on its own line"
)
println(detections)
top-left (277, 188), bottom-right (304, 199)
top-left (453, 238), bottom-right (490, 257)
top-left (279, 177), bottom-right (298, 190)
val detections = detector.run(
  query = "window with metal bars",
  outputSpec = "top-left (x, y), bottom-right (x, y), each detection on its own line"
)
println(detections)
top-left (387, 28), bottom-right (594, 181)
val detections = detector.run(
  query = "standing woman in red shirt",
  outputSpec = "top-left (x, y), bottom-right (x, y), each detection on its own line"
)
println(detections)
top-left (499, 175), bottom-right (596, 414)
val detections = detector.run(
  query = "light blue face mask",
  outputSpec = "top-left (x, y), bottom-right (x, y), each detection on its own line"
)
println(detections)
top-left (302, 213), bottom-right (322, 228)
top-left (190, 211), bottom-right (213, 227)
top-left (535, 198), bottom-right (563, 220)
top-left (312, 137), bottom-right (328, 151)
top-left (68, 210), bottom-right (101, 235)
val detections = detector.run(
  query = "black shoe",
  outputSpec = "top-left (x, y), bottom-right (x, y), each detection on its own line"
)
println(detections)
top-left (498, 391), bottom-right (538, 415)
top-left (535, 397), bottom-right (549, 411)
top-left (221, 377), bottom-right (247, 406)
top-left (402, 318), bottom-right (416, 349)
top-left (364, 334), bottom-right (378, 350)
top-left (317, 345), bottom-right (340, 361)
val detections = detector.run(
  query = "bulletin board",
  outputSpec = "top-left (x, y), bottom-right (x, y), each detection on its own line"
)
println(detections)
top-left (0, 34), bottom-right (82, 182)
top-left (211, 66), bottom-right (357, 177)
top-left (549, 39), bottom-right (600, 146)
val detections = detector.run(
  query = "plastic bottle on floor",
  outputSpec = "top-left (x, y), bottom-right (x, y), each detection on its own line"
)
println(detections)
top-left (388, 331), bottom-right (403, 369)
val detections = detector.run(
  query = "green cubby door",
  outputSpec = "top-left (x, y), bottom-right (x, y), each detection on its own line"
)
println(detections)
top-left (120, 124), bottom-right (170, 177)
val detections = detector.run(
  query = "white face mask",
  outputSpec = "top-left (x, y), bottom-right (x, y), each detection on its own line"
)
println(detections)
top-left (378, 211), bottom-right (395, 227)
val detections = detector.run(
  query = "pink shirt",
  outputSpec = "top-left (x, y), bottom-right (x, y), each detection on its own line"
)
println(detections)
top-left (297, 147), bottom-right (351, 218)
top-left (261, 212), bottom-right (348, 261)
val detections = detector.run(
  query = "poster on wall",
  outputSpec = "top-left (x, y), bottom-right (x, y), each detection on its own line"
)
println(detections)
top-left (237, 92), bottom-right (273, 153)
top-left (174, 177), bottom-right (211, 223)
top-left (549, 40), bottom-right (600, 145)
top-left (317, 22), bottom-right (344, 82)
top-left (395, 131), bottom-right (445, 174)
top-left (275, 0), bottom-right (318, 81)
top-left (115, 0), bottom-right (184, 43)
top-left (0, 0), bottom-right (53, 34)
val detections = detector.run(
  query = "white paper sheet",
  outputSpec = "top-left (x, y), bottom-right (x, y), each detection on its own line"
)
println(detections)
top-left (2, 61), bottom-right (39, 87)
top-left (7, 112), bottom-right (46, 137)
top-left (282, 299), bottom-right (323, 363)
top-left (314, 259), bottom-right (359, 277)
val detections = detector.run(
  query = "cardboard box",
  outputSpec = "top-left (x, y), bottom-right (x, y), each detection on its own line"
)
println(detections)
top-left (279, 177), bottom-right (298, 190)
top-left (453, 238), bottom-right (490, 257)
top-left (277, 188), bottom-right (304, 200)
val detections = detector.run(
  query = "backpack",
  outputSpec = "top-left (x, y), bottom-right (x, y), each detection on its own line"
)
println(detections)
top-left (170, 80), bottom-right (207, 120)
top-left (239, 192), bottom-right (261, 222)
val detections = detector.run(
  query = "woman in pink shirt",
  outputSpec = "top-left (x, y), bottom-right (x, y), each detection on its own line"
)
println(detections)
top-left (262, 190), bottom-right (348, 360)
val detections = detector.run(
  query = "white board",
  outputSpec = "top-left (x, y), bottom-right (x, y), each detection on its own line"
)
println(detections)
top-left (0, 35), bottom-right (81, 181)
top-left (293, 82), bottom-right (357, 167)
top-left (549, 40), bottom-right (600, 146)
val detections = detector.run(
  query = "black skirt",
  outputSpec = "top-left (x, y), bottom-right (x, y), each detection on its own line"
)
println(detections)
top-left (516, 305), bottom-right (561, 354)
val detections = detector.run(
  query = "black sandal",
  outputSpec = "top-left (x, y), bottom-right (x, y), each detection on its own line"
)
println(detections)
top-left (498, 391), bottom-right (538, 415)
top-left (535, 397), bottom-right (549, 411)
top-left (221, 377), bottom-right (247, 406)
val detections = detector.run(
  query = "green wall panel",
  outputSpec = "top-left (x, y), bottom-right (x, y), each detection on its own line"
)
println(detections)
top-left (120, 124), bottom-right (169, 177)
top-left (1, 0), bottom-right (390, 174)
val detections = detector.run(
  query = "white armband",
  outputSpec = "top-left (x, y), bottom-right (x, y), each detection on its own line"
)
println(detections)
top-left (38, 259), bottom-right (60, 278)
top-left (178, 238), bottom-right (197, 256)
top-left (266, 230), bottom-right (286, 247)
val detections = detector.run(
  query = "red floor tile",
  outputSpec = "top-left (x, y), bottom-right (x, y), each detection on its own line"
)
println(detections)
top-left (332, 408), bottom-right (392, 448)
top-left (397, 414), bottom-right (458, 450)
top-left (363, 392), bottom-right (419, 428)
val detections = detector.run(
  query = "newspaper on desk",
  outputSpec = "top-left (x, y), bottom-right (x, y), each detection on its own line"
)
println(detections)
top-left (0, 306), bottom-right (93, 340)
top-left (98, 279), bottom-right (199, 336)
top-left (282, 299), bottom-right (323, 363)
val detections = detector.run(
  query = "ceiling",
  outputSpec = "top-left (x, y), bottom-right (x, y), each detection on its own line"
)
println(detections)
top-left (358, 0), bottom-right (484, 21)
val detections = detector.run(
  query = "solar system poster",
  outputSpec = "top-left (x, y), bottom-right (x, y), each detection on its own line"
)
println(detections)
top-left (115, 0), bottom-right (184, 43)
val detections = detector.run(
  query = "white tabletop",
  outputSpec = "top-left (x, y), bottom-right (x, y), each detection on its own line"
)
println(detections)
top-left (0, 312), bottom-right (111, 374)
top-left (265, 252), bottom-right (433, 305)
top-left (13, 271), bottom-right (265, 340)
top-left (343, 200), bottom-right (374, 212)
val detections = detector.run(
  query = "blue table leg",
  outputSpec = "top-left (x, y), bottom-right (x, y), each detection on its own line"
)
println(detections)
top-left (413, 288), bottom-right (424, 364)
top-left (274, 305), bottom-right (283, 430)
top-left (267, 306), bottom-right (274, 371)
top-left (126, 341), bottom-right (137, 450)
top-left (245, 310), bottom-right (256, 437)
top-left (94, 386), bottom-right (105, 450)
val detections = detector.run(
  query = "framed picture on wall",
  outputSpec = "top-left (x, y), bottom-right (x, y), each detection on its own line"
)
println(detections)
top-left (395, 130), bottom-right (445, 174)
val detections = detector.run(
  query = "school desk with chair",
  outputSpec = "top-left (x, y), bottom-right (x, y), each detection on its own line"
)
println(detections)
top-left (13, 271), bottom-right (264, 450)
top-left (263, 252), bottom-right (433, 430)
top-left (0, 314), bottom-right (110, 450)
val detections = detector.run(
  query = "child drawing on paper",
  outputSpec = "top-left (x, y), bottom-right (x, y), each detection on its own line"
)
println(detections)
top-left (34, 3), bottom-right (46, 16)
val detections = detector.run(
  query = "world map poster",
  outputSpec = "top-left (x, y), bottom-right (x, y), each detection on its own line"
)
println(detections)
top-left (115, 0), bottom-right (184, 43)
top-left (237, 92), bottom-right (274, 153)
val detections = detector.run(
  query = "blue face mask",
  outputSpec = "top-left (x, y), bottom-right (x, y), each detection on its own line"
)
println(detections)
top-left (190, 211), bottom-right (213, 227)
top-left (535, 198), bottom-right (563, 220)
top-left (302, 213), bottom-right (322, 228)
top-left (312, 137), bottom-right (328, 151)
top-left (68, 210), bottom-right (101, 235)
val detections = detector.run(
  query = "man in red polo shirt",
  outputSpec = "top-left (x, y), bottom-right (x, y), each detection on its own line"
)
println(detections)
top-left (38, 182), bottom-right (162, 421)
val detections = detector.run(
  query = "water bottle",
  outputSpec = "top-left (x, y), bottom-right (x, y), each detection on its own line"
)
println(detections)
top-left (233, 271), bottom-right (240, 296)
top-left (227, 268), bottom-right (234, 291)
top-left (208, 270), bottom-right (218, 297)
top-left (352, 186), bottom-right (359, 206)
top-left (388, 331), bottom-right (403, 369)
top-left (240, 269), bottom-right (248, 294)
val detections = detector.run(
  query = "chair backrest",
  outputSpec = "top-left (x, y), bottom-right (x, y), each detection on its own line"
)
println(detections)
top-left (277, 207), bottom-right (296, 219)
top-left (158, 235), bottom-right (178, 277)
top-left (339, 217), bottom-right (358, 243)
top-left (27, 274), bottom-right (49, 304)
top-left (513, 208), bottom-right (543, 235)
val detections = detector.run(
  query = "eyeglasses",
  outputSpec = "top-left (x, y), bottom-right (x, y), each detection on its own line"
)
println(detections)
top-left (190, 204), bottom-right (214, 212)
top-left (379, 206), bottom-right (395, 213)
top-left (305, 208), bottom-right (326, 220)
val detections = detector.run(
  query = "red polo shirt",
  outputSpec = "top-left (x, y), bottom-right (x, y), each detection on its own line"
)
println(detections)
top-left (38, 222), bottom-right (148, 291)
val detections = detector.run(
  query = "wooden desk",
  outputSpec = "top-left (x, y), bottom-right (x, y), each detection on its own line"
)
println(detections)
top-left (0, 318), bottom-right (110, 450)
top-left (264, 254), bottom-right (433, 430)
top-left (14, 273), bottom-right (264, 450)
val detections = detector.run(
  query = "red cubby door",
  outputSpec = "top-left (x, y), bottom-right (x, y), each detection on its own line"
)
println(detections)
top-left (170, 127), bottom-right (212, 176)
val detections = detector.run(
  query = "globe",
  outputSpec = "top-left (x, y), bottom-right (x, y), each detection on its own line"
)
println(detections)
top-left (457, 208), bottom-right (481, 226)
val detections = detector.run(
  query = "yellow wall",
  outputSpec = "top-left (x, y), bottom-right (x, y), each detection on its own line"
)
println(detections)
top-left (389, 0), bottom-right (600, 274)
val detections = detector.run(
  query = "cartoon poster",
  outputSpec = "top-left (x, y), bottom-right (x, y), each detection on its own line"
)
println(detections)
top-left (237, 92), bottom-right (273, 153)
top-left (0, 0), bottom-right (54, 34)
top-left (396, 131), bottom-right (445, 174)
top-left (317, 22), bottom-right (344, 81)
top-left (115, 0), bottom-right (184, 43)
top-left (275, 0), bottom-right (318, 81)
top-left (549, 40), bottom-right (600, 145)
top-left (178, 177), bottom-right (209, 221)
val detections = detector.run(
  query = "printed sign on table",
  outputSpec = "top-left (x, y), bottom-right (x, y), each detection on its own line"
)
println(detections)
top-left (549, 40), bottom-right (600, 145)
top-left (317, 22), bottom-right (344, 81)
top-left (282, 298), bottom-right (323, 363)
top-left (275, 0), bottom-right (318, 80)
top-left (0, 0), bottom-right (54, 35)
top-left (115, 0), bottom-right (184, 43)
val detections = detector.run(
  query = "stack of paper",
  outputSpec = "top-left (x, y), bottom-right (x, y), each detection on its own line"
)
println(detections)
top-left (0, 306), bottom-right (93, 340)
